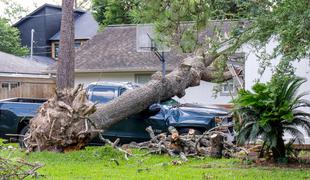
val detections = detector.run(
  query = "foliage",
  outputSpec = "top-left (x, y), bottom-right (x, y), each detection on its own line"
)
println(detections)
top-left (127, 0), bottom-right (310, 74)
top-left (232, 0), bottom-right (310, 74)
top-left (130, 0), bottom-right (212, 52)
top-left (0, 18), bottom-right (28, 56)
top-left (0, 0), bottom-right (29, 24)
top-left (244, 0), bottom-right (310, 61)
top-left (233, 76), bottom-right (310, 161)
top-left (1, 139), bottom-right (309, 179)
top-left (91, 0), bottom-right (136, 27)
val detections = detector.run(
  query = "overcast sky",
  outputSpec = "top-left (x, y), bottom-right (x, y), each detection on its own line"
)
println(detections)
top-left (0, 0), bottom-right (62, 19)
top-left (0, 0), bottom-right (61, 11)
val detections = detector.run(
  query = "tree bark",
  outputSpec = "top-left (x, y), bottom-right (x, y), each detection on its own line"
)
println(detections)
top-left (210, 133), bottom-right (224, 158)
top-left (90, 53), bottom-right (231, 130)
top-left (56, 0), bottom-right (75, 90)
top-left (271, 130), bottom-right (286, 162)
top-left (26, 49), bottom-right (233, 152)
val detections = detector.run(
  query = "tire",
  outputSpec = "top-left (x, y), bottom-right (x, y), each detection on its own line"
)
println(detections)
top-left (18, 125), bottom-right (29, 149)
top-left (178, 128), bottom-right (202, 135)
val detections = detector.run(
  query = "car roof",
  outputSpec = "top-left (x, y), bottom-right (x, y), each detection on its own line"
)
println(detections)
top-left (87, 81), bottom-right (140, 89)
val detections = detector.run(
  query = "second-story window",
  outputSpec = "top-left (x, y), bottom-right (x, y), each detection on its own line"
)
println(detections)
top-left (53, 41), bottom-right (82, 59)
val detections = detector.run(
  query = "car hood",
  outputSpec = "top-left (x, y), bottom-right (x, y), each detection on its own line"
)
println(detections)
top-left (178, 103), bottom-right (230, 116)
top-left (157, 103), bottom-right (231, 127)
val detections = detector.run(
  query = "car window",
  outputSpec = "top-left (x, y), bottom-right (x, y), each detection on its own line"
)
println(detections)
top-left (90, 87), bottom-right (116, 103)
top-left (119, 88), bottom-right (127, 95)
top-left (160, 98), bottom-right (179, 106)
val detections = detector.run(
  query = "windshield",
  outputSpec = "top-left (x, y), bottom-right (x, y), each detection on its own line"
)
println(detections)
top-left (160, 98), bottom-right (179, 106)
top-left (89, 87), bottom-right (116, 103)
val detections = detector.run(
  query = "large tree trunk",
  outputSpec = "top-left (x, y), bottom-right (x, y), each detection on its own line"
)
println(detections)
top-left (90, 54), bottom-right (232, 130)
top-left (25, 50), bottom-right (233, 152)
top-left (56, 0), bottom-right (75, 90)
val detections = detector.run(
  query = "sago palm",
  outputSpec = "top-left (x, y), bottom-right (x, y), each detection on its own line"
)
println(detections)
top-left (233, 77), bottom-right (310, 162)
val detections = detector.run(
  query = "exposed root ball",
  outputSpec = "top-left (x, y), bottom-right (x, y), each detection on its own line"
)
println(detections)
top-left (25, 84), bottom-right (97, 152)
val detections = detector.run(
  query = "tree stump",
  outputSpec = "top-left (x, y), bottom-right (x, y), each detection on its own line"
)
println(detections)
top-left (210, 133), bottom-right (224, 158)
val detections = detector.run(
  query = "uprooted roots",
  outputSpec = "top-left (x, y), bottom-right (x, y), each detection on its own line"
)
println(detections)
top-left (24, 84), bottom-right (98, 152)
top-left (121, 126), bottom-right (247, 161)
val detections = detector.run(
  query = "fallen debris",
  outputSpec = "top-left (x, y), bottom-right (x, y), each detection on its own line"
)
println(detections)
top-left (122, 125), bottom-right (247, 161)
top-left (99, 135), bottom-right (132, 161)
top-left (0, 157), bottom-right (44, 179)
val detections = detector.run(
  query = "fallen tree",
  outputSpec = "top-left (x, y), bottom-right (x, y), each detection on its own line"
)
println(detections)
top-left (25, 49), bottom-right (235, 152)
top-left (122, 126), bottom-right (246, 160)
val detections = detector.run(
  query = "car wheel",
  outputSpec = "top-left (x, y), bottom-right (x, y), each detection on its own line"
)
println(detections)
top-left (18, 125), bottom-right (29, 149)
top-left (178, 128), bottom-right (202, 135)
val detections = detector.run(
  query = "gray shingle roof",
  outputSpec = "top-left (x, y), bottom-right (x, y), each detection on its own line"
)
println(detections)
top-left (73, 25), bottom-right (189, 72)
top-left (32, 56), bottom-right (56, 66)
top-left (0, 51), bottom-right (49, 74)
top-left (49, 21), bottom-right (237, 73)
top-left (49, 12), bottom-right (99, 41)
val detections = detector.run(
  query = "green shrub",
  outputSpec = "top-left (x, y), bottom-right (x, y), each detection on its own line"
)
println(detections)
top-left (233, 76), bottom-right (310, 162)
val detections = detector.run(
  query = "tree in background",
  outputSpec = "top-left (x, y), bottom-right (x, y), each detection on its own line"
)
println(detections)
top-left (130, 0), bottom-right (310, 72)
top-left (0, 0), bottom-right (29, 24)
top-left (56, 0), bottom-right (75, 89)
top-left (0, 18), bottom-right (28, 56)
top-left (91, 0), bottom-right (137, 27)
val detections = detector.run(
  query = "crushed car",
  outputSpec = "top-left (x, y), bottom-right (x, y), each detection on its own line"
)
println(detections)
top-left (0, 82), bottom-right (235, 146)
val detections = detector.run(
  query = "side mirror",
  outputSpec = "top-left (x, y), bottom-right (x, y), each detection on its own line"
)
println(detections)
top-left (148, 104), bottom-right (161, 115)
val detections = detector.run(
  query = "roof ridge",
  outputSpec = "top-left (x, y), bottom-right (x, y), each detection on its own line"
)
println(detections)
top-left (13, 3), bottom-right (85, 26)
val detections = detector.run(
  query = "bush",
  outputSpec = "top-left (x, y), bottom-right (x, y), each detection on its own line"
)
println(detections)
top-left (233, 76), bottom-right (310, 162)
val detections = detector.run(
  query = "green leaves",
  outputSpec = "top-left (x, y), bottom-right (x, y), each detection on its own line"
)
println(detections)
top-left (234, 76), bottom-right (310, 154)
top-left (91, 0), bottom-right (136, 27)
top-left (0, 18), bottom-right (28, 56)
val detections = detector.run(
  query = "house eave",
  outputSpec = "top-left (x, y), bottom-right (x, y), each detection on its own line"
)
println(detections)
top-left (0, 72), bottom-right (53, 79)
top-left (45, 68), bottom-right (174, 74)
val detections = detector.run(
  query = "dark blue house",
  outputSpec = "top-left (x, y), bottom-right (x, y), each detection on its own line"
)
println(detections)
top-left (13, 4), bottom-right (99, 59)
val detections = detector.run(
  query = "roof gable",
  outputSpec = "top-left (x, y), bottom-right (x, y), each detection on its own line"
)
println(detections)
top-left (13, 3), bottom-right (85, 27)
top-left (49, 12), bottom-right (99, 41)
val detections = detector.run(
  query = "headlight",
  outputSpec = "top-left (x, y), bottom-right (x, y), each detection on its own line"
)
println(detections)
top-left (215, 117), bottom-right (223, 123)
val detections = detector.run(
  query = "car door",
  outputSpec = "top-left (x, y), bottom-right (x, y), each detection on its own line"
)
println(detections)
top-left (88, 86), bottom-right (150, 142)
top-left (144, 105), bottom-right (169, 135)
top-left (0, 104), bottom-right (19, 138)
top-left (102, 87), bottom-right (150, 141)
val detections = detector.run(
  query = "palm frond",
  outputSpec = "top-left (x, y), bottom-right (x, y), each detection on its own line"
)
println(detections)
top-left (283, 125), bottom-right (305, 143)
top-left (283, 77), bottom-right (306, 102)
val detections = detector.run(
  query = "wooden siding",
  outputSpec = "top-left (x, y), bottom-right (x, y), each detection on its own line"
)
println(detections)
top-left (0, 77), bottom-right (55, 99)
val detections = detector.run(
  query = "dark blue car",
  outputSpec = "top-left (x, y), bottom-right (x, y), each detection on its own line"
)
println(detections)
top-left (86, 82), bottom-right (233, 143)
top-left (0, 82), bottom-right (233, 145)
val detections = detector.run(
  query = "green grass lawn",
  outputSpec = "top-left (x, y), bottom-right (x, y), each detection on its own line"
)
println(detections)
top-left (1, 139), bottom-right (309, 180)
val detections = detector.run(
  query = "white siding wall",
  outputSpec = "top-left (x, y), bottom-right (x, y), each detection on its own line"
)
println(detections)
top-left (175, 81), bottom-right (234, 105)
top-left (75, 72), bottom-right (135, 86)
